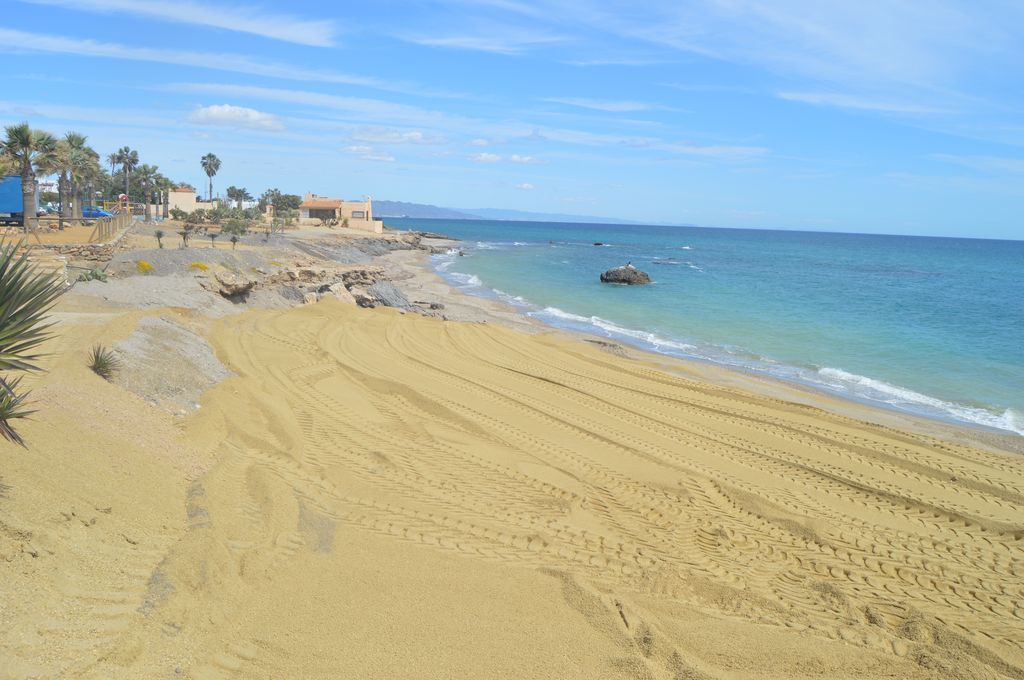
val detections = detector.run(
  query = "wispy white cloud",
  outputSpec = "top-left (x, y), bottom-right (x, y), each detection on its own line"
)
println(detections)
top-left (404, 32), bottom-right (566, 55)
top-left (544, 97), bottom-right (664, 113)
top-left (167, 83), bottom-right (768, 161)
top-left (515, 182), bottom-right (535, 190)
top-left (777, 92), bottom-right (947, 114)
top-left (565, 56), bottom-right (672, 67)
top-left (165, 83), bottom-right (453, 127)
top-left (351, 127), bottom-right (447, 144)
top-left (188, 104), bottom-right (283, 131)
top-left (17, 0), bottom-right (338, 47)
top-left (0, 29), bottom-right (450, 97)
top-left (343, 145), bottom-right (395, 162)
top-left (469, 138), bottom-right (490, 146)
top-left (470, 152), bottom-right (502, 162)
top-left (509, 154), bottom-right (539, 163)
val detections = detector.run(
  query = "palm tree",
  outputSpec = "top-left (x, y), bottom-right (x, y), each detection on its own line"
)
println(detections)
top-left (78, 151), bottom-right (102, 218)
top-left (0, 122), bottom-right (57, 231)
top-left (154, 174), bottom-right (171, 219)
top-left (200, 153), bottom-right (220, 202)
top-left (0, 240), bottom-right (66, 445)
top-left (106, 151), bottom-right (118, 177)
top-left (55, 136), bottom-right (79, 222)
top-left (117, 146), bottom-right (138, 197)
top-left (136, 164), bottom-right (158, 223)
top-left (57, 133), bottom-right (91, 220)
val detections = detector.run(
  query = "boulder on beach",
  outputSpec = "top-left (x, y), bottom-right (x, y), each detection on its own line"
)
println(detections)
top-left (600, 264), bottom-right (651, 285)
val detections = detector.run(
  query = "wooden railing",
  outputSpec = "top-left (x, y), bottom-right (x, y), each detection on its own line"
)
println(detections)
top-left (31, 212), bottom-right (133, 243)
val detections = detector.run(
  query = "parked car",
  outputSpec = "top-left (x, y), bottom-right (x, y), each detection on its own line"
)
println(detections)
top-left (81, 206), bottom-right (113, 218)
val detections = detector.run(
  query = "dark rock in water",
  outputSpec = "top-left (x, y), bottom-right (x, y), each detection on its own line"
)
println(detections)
top-left (600, 264), bottom-right (651, 285)
top-left (593, 242), bottom-right (604, 246)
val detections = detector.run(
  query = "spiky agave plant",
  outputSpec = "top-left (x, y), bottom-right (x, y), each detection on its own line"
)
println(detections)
top-left (0, 240), bottom-right (66, 445)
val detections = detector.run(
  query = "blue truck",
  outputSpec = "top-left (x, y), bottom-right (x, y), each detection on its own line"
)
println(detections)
top-left (0, 175), bottom-right (38, 226)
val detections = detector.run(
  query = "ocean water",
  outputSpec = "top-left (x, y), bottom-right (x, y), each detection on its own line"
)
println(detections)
top-left (389, 218), bottom-right (1024, 436)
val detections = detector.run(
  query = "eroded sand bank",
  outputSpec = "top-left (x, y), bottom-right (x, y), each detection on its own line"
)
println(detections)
top-left (2, 284), bottom-right (1023, 678)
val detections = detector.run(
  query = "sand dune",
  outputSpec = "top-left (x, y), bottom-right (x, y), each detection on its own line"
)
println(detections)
top-left (3, 298), bottom-right (1023, 678)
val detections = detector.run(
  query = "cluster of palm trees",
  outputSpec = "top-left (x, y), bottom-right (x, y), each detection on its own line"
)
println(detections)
top-left (1, 121), bottom-right (227, 228)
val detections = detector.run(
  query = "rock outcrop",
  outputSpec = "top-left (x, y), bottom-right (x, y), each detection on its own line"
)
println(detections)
top-left (600, 264), bottom-right (651, 285)
top-left (213, 270), bottom-right (257, 298)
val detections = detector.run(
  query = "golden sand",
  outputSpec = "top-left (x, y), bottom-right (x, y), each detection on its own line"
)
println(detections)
top-left (2, 299), bottom-right (1023, 678)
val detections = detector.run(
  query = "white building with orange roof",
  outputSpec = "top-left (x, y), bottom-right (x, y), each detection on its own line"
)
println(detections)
top-left (298, 193), bottom-right (382, 233)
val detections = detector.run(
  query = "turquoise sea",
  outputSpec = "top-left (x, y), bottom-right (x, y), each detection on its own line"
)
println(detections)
top-left (389, 218), bottom-right (1024, 436)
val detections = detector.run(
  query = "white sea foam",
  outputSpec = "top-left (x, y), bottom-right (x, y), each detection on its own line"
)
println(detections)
top-left (815, 368), bottom-right (1024, 435)
top-left (680, 245), bottom-right (693, 250)
top-left (532, 307), bottom-right (697, 353)
top-left (447, 271), bottom-right (483, 287)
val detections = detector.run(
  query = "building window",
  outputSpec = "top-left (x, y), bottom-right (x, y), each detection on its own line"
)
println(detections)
top-left (351, 210), bottom-right (365, 219)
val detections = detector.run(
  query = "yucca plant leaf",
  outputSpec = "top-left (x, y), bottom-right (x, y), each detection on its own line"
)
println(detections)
top-left (0, 375), bottom-right (35, 446)
top-left (0, 239), bottom-right (65, 445)
top-left (0, 241), bottom-right (66, 373)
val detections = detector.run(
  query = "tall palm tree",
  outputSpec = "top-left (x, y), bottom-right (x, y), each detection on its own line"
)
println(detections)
top-left (136, 164), bottom-right (158, 222)
top-left (0, 122), bottom-right (57, 230)
top-left (76, 149), bottom-right (102, 218)
top-left (106, 151), bottom-right (118, 177)
top-left (56, 132), bottom-right (88, 219)
top-left (117, 146), bottom-right (138, 197)
top-left (154, 173), bottom-right (171, 219)
top-left (200, 153), bottom-right (221, 202)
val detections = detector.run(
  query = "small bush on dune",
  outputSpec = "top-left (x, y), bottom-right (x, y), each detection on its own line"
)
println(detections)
top-left (87, 345), bottom-right (120, 381)
top-left (77, 267), bottom-right (107, 282)
top-left (135, 260), bottom-right (154, 275)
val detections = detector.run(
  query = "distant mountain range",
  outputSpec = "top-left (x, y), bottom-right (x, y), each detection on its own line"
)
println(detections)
top-left (373, 200), bottom-right (640, 225)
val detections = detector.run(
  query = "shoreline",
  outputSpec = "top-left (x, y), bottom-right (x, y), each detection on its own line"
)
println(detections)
top-left (380, 236), bottom-right (1024, 457)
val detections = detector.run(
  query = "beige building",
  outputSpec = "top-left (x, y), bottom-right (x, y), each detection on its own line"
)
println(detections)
top-left (298, 193), bottom-right (382, 234)
top-left (168, 187), bottom-right (217, 214)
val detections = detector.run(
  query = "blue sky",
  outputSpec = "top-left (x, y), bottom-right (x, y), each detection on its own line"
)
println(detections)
top-left (1, 0), bottom-right (1022, 238)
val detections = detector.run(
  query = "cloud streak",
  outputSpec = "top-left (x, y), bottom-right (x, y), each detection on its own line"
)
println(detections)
top-left (777, 92), bottom-right (947, 114)
top-left (0, 29), bottom-right (451, 97)
top-left (17, 0), bottom-right (339, 47)
top-left (544, 97), bottom-right (664, 113)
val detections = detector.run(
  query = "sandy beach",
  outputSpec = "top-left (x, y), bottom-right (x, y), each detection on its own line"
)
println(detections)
top-left (1, 224), bottom-right (1022, 679)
